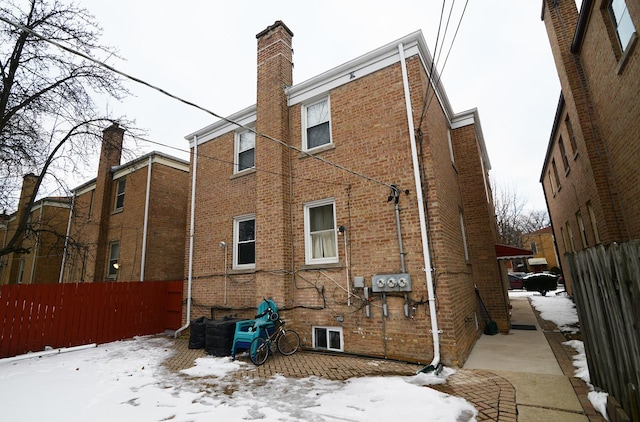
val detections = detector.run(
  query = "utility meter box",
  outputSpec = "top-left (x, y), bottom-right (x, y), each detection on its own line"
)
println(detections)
top-left (353, 276), bottom-right (365, 288)
top-left (371, 273), bottom-right (412, 292)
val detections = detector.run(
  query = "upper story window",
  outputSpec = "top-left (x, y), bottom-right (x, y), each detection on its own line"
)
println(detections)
top-left (114, 179), bottom-right (126, 211)
top-left (551, 159), bottom-right (561, 192)
top-left (235, 130), bottom-right (255, 173)
top-left (565, 115), bottom-right (578, 156)
top-left (304, 198), bottom-right (338, 265)
top-left (303, 97), bottom-right (332, 151)
top-left (559, 137), bottom-right (570, 174)
top-left (233, 214), bottom-right (255, 270)
top-left (609, 0), bottom-right (636, 52)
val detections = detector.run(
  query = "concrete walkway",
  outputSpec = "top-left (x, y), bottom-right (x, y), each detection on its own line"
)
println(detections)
top-left (463, 296), bottom-right (602, 421)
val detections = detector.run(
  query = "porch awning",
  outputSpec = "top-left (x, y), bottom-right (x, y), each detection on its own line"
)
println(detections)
top-left (528, 257), bottom-right (548, 266)
top-left (494, 243), bottom-right (534, 260)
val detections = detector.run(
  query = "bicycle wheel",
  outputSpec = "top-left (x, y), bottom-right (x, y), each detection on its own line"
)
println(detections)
top-left (250, 337), bottom-right (269, 365)
top-left (277, 330), bottom-right (300, 355)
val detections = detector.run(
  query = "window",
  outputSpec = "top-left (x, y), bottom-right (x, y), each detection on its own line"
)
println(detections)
top-left (552, 159), bottom-right (561, 191)
top-left (530, 242), bottom-right (538, 255)
top-left (565, 115), bottom-right (578, 156)
top-left (587, 201), bottom-right (601, 244)
top-left (108, 242), bottom-right (120, 279)
top-left (235, 130), bottom-right (255, 173)
top-left (566, 222), bottom-right (576, 252)
top-left (304, 199), bottom-right (338, 265)
top-left (459, 211), bottom-right (469, 261)
top-left (548, 171), bottom-right (557, 196)
top-left (609, 0), bottom-right (636, 52)
top-left (313, 326), bottom-right (343, 352)
top-left (559, 137), bottom-right (570, 174)
top-left (303, 98), bottom-right (332, 150)
top-left (16, 258), bottom-right (25, 284)
top-left (233, 215), bottom-right (255, 269)
top-left (560, 226), bottom-right (568, 252)
top-left (577, 211), bottom-right (588, 248)
top-left (114, 179), bottom-right (126, 210)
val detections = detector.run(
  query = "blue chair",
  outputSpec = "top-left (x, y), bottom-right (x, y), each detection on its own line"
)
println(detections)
top-left (231, 299), bottom-right (278, 360)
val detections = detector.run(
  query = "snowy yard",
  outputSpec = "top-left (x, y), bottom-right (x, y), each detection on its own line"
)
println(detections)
top-left (0, 288), bottom-right (606, 421)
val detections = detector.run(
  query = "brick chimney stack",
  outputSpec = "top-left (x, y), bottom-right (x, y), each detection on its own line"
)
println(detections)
top-left (254, 21), bottom-right (294, 304)
top-left (92, 123), bottom-right (124, 280)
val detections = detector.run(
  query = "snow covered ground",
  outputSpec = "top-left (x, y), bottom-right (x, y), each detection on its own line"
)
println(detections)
top-left (0, 336), bottom-right (475, 421)
top-left (0, 288), bottom-right (607, 421)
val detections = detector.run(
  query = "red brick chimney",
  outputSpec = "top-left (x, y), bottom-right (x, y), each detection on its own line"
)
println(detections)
top-left (92, 123), bottom-right (124, 280)
top-left (254, 21), bottom-right (294, 303)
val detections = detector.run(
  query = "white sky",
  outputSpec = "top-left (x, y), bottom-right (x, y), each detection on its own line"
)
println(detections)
top-left (0, 290), bottom-right (608, 421)
top-left (77, 0), bottom-right (560, 212)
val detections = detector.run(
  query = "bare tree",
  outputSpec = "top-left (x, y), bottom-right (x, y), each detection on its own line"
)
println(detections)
top-left (492, 181), bottom-right (549, 247)
top-left (0, 0), bottom-right (130, 256)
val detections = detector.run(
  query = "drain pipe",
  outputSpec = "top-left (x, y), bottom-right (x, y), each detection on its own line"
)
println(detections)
top-left (59, 193), bottom-right (75, 284)
top-left (398, 43), bottom-right (440, 370)
top-left (175, 135), bottom-right (198, 338)
top-left (140, 155), bottom-right (152, 281)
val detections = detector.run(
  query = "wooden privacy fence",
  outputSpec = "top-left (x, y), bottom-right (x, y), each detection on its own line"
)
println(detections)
top-left (567, 242), bottom-right (640, 421)
top-left (0, 280), bottom-right (183, 359)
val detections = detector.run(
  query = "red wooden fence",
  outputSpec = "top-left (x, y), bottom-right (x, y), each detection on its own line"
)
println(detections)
top-left (0, 280), bottom-right (183, 359)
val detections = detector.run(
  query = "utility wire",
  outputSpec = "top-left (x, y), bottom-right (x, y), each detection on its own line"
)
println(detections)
top-left (133, 135), bottom-right (349, 187)
top-left (0, 14), bottom-right (393, 190)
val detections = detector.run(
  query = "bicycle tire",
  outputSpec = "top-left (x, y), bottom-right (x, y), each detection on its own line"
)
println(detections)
top-left (277, 330), bottom-right (300, 355)
top-left (250, 337), bottom-right (269, 365)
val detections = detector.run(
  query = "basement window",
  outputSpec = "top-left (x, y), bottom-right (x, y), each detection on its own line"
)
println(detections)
top-left (313, 326), bottom-right (343, 352)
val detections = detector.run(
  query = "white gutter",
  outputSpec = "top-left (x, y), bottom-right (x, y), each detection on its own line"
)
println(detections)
top-left (140, 155), bottom-right (152, 281)
top-left (58, 193), bottom-right (75, 283)
top-left (398, 43), bottom-right (440, 369)
top-left (175, 136), bottom-right (197, 338)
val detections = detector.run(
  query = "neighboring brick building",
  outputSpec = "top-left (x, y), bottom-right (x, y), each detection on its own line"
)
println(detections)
top-left (0, 174), bottom-right (71, 284)
top-left (540, 0), bottom-right (639, 293)
top-left (521, 226), bottom-right (560, 273)
top-left (60, 124), bottom-right (190, 283)
top-left (184, 22), bottom-right (506, 366)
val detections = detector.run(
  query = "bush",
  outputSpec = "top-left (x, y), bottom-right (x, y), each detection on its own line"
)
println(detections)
top-left (523, 273), bottom-right (558, 296)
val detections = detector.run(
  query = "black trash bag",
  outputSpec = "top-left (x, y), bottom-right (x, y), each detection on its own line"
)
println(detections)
top-left (205, 319), bottom-right (239, 357)
top-left (188, 316), bottom-right (209, 349)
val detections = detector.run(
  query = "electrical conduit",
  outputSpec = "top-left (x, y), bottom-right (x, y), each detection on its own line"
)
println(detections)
top-left (398, 43), bottom-right (440, 370)
top-left (175, 136), bottom-right (197, 338)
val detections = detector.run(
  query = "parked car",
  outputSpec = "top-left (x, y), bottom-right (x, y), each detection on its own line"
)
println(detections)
top-left (522, 273), bottom-right (558, 296)
top-left (508, 272), bottom-right (526, 289)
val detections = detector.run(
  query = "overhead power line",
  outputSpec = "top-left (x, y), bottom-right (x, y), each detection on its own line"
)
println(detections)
top-left (0, 14), bottom-right (393, 190)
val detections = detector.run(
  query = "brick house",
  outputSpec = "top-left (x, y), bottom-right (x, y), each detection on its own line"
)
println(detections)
top-left (521, 226), bottom-right (560, 273)
top-left (540, 0), bottom-right (639, 293)
top-left (60, 124), bottom-right (190, 283)
top-left (0, 174), bottom-right (71, 284)
top-left (183, 22), bottom-right (506, 366)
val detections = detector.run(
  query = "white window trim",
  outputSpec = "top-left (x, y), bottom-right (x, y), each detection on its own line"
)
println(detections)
top-left (312, 326), bottom-right (344, 352)
top-left (234, 129), bottom-right (255, 174)
top-left (114, 179), bottom-right (126, 211)
top-left (302, 96), bottom-right (333, 152)
top-left (107, 241), bottom-right (120, 279)
top-left (304, 198), bottom-right (339, 265)
top-left (233, 214), bottom-right (256, 270)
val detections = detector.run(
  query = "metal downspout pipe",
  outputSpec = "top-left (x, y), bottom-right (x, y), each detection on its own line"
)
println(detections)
top-left (175, 136), bottom-right (197, 338)
top-left (398, 43), bottom-right (440, 369)
top-left (140, 155), bottom-right (152, 281)
top-left (59, 193), bottom-right (75, 283)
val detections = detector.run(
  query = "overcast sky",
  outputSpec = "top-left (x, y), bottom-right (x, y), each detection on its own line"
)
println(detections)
top-left (79, 0), bottom-right (560, 212)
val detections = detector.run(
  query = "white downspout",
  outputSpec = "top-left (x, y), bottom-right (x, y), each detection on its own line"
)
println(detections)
top-left (398, 43), bottom-right (440, 368)
top-left (140, 155), bottom-right (152, 281)
top-left (175, 136), bottom-right (197, 338)
top-left (59, 193), bottom-right (75, 283)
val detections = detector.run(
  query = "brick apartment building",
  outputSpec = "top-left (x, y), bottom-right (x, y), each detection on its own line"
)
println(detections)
top-left (0, 174), bottom-right (71, 284)
top-left (540, 0), bottom-right (639, 293)
top-left (60, 124), bottom-right (190, 283)
top-left (184, 22), bottom-right (506, 366)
